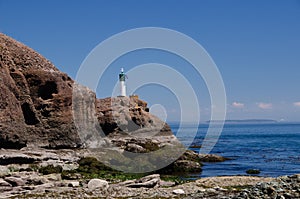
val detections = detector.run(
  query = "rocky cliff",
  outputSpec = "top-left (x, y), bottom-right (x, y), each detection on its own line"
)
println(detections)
top-left (0, 33), bottom-right (82, 149)
top-left (0, 33), bottom-right (175, 151)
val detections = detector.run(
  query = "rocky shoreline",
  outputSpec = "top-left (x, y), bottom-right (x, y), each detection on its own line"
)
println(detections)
top-left (0, 148), bottom-right (299, 199)
top-left (2, 172), bottom-right (300, 199)
top-left (1, 169), bottom-right (300, 198)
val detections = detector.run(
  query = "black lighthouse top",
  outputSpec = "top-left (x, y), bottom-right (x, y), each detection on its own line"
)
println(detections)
top-left (119, 68), bottom-right (126, 81)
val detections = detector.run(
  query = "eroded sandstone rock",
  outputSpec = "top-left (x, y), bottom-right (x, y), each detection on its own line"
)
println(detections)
top-left (0, 33), bottom-right (80, 149)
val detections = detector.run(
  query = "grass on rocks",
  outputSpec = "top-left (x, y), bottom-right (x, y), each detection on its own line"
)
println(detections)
top-left (39, 165), bottom-right (63, 175)
top-left (60, 156), bottom-right (190, 184)
top-left (35, 156), bottom-right (192, 184)
top-left (60, 157), bottom-right (144, 182)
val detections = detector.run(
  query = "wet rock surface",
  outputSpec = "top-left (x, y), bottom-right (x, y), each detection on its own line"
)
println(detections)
top-left (199, 154), bottom-right (231, 162)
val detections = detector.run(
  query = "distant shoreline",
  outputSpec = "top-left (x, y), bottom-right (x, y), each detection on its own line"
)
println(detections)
top-left (207, 119), bottom-right (277, 123)
top-left (168, 120), bottom-right (300, 127)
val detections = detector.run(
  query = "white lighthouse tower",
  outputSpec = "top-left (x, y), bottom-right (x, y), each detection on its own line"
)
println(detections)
top-left (119, 68), bottom-right (126, 96)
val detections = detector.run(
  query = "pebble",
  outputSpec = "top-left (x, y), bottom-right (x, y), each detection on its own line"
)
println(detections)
top-left (68, 181), bottom-right (80, 187)
top-left (206, 188), bottom-right (217, 193)
top-left (198, 188), bottom-right (206, 192)
top-left (173, 189), bottom-right (185, 195)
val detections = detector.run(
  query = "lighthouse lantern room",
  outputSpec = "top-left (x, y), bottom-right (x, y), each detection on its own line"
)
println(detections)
top-left (119, 68), bottom-right (126, 97)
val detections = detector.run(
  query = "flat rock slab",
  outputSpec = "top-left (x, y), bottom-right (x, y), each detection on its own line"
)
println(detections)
top-left (4, 176), bottom-right (26, 186)
top-left (0, 178), bottom-right (12, 191)
top-left (124, 174), bottom-right (160, 188)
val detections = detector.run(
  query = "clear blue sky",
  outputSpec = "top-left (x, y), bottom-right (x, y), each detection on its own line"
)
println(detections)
top-left (1, 0), bottom-right (300, 122)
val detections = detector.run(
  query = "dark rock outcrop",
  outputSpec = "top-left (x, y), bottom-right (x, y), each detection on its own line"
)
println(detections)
top-left (198, 154), bottom-right (230, 162)
top-left (157, 150), bottom-right (203, 174)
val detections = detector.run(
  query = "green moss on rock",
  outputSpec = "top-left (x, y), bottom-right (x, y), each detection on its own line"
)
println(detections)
top-left (39, 165), bottom-right (62, 175)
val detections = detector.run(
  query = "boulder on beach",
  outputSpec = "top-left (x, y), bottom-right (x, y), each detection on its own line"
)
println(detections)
top-left (88, 179), bottom-right (109, 191)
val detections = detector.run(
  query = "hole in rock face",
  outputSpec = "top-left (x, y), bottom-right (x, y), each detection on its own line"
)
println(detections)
top-left (132, 117), bottom-right (137, 123)
top-left (38, 81), bottom-right (58, 100)
top-left (21, 103), bottom-right (39, 125)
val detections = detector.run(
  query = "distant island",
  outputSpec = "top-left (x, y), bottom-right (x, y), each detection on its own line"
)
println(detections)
top-left (207, 119), bottom-right (278, 124)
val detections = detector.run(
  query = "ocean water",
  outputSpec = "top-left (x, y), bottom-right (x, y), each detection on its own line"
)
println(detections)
top-left (170, 122), bottom-right (300, 178)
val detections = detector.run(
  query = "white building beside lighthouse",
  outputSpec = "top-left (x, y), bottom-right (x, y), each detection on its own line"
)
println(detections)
top-left (119, 68), bottom-right (126, 96)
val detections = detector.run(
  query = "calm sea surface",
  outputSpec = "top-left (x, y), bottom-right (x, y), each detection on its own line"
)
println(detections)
top-left (170, 122), bottom-right (300, 178)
